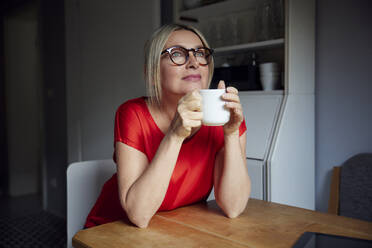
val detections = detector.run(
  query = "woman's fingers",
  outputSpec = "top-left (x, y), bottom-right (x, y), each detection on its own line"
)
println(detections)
top-left (177, 90), bottom-right (203, 131)
top-left (217, 80), bottom-right (226, 89)
top-left (179, 111), bottom-right (202, 122)
top-left (225, 102), bottom-right (243, 120)
top-left (172, 90), bottom-right (204, 139)
top-left (184, 111), bottom-right (203, 120)
top-left (185, 99), bottom-right (202, 112)
top-left (226, 86), bottom-right (238, 94)
top-left (222, 92), bottom-right (240, 103)
top-left (221, 86), bottom-right (240, 106)
top-left (221, 86), bottom-right (244, 135)
top-left (182, 90), bottom-right (202, 103)
top-left (225, 101), bottom-right (242, 111)
top-left (183, 119), bottom-right (202, 128)
top-left (179, 91), bottom-right (202, 111)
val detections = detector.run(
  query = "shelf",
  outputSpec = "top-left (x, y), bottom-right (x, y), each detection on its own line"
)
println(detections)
top-left (239, 90), bottom-right (284, 95)
top-left (179, 0), bottom-right (257, 20)
top-left (213, 39), bottom-right (284, 56)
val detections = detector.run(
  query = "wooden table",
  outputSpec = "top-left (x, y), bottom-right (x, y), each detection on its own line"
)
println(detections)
top-left (73, 199), bottom-right (372, 248)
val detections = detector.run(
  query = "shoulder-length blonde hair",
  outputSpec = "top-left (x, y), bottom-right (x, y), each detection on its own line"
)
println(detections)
top-left (144, 23), bottom-right (214, 106)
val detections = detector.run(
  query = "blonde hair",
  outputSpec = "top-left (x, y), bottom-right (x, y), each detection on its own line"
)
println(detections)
top-left (144, 23), bottom-right (214, 106)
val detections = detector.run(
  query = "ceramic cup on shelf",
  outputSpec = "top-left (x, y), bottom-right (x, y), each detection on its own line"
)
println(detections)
top-left (260, 75), bottom-right (279, 90)
top-left (259, 62), bottom-right (280, 91)
top-left (200, 89), bottom-right (230, 126)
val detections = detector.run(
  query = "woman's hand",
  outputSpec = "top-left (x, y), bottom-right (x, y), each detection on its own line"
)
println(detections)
top-left (169, 90), bottom-right (203, 139)
top-left (218, 80), bottom-right (244, 136)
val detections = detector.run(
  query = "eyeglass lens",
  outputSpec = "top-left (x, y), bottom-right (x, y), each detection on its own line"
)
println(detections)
top-left (169, 47), bottom-right (211, 65)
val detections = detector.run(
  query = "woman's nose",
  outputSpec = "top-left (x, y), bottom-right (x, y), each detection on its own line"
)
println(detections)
top-left (186, 52), bottom-right (199, 69)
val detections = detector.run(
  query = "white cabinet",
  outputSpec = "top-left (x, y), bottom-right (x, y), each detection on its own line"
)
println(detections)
top-left (247, 159), bottom-right (264, 200)
top-left (240, 91), bottom-right (283, 160)
top-left (239, 91), bottom-right (282, 202)
top-left (173, 0), bottom-right (315, 210)
top-left (208, 159), bottom-right (265, 201)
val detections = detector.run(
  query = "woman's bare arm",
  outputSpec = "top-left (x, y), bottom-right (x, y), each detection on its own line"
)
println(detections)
top-left (213, 132), bottom-right (251, 218)
top-left (116, 133), bottom-right (183, 228)
top-left (117, 91), bottom-right (203, 228)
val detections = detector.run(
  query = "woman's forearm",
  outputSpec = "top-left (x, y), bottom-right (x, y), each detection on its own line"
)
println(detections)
top-left (214, 132), bottom-right (251, 218)
top-left (122, 91), bottom-right (203, 227)
top-left (123, 133), bottom-right (184, 228)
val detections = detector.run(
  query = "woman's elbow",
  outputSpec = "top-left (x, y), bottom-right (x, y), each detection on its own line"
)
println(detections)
top-left (226, 211), bottom-right (239, 219)
top-left (121, 201), bottom-right (152, 228)
top-left (224, 206), bottom-right (244, 219)
top-left (124, 206), bottom-right (152, 228)
top-left (128, 213), bottom-right (151, 228)
top-left (217, 197), bottom-right (249, 219)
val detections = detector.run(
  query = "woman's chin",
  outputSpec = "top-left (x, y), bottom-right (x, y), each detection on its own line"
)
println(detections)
top-left (184, 82), bottom-right (207, 92)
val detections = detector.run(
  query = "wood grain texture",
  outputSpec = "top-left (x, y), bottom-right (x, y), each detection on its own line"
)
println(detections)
top-left (73, 215), bottom-right (249, 248)
top-left (73, 199), bottom-right (372, 248)
top-left (158, 199), bottom-right (372, 247)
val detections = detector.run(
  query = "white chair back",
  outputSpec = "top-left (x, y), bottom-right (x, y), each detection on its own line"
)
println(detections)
top-left (66, 159), bottom-right (116, 248)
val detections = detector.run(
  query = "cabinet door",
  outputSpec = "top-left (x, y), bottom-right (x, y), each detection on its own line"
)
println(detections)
top-left (240, 92), bottom-right (283, 160)
top-left (207, 159), bottom-right (263, 201)
top-left (247, 159), bottom-right (264, 200)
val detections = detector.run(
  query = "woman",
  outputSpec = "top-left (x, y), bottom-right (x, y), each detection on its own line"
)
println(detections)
top-left (85, 24), bottom-right (251, 228)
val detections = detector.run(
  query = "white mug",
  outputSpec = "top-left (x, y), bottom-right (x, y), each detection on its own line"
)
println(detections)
top-left (200, 89), bottom-right (230, 126)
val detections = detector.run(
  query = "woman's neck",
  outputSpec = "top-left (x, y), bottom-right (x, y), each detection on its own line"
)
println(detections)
top-left (158, 96), bottom-right (179, 122)
top-left (146, 94), bottom-right (180, 134)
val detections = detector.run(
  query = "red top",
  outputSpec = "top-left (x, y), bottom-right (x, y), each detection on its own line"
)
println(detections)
top-left (84, 97), bottom-right (246, 228)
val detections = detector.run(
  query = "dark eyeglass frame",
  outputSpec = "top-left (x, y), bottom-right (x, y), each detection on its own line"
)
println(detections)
top-left (161, 46), bottom-right (214, 66)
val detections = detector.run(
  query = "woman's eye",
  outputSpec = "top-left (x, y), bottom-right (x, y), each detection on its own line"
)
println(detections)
top-left (172, 52), bottom-right (183, 57)
top-left (195, 51), bottom-right (205, 57)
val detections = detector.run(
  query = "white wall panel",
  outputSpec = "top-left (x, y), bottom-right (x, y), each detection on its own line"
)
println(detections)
top-left (287, 0), bottom-right (315, 94)
top-left (270, 95), bottom-right (315, 210)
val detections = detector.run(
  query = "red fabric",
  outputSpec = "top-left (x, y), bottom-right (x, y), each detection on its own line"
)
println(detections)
top-left (84, 97), bottom-right (247, 228)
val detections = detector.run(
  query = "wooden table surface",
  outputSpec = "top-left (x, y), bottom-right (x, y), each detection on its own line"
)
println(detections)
top-left (73, 199), bottom-right (372, 248)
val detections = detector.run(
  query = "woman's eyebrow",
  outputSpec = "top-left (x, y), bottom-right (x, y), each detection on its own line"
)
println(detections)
top-left (168, 44), bottom-right (205, 49)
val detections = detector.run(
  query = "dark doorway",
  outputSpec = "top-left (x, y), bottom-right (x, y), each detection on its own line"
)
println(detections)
top-left (1, 0), bottom-right (43, 199)
top-left (1, 0), bottom-right (67, 218)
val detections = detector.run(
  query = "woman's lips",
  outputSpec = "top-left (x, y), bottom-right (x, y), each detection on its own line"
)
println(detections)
top-left (182, 74), bottom-right (201, 81)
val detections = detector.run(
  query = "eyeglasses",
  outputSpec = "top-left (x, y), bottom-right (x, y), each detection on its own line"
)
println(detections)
top-left (161, 46), bottom-right (213, 66)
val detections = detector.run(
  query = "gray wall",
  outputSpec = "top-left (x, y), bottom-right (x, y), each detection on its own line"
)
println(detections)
top-left (66, 0), bottom-right (160, 165)
top-left (61, 0), bottom-right (160, 218)
top-left (315, 0), bottom-right (372, 212)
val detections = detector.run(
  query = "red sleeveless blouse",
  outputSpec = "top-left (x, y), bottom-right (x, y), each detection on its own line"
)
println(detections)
top-left (84, 97), bottom-right (246, 228)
